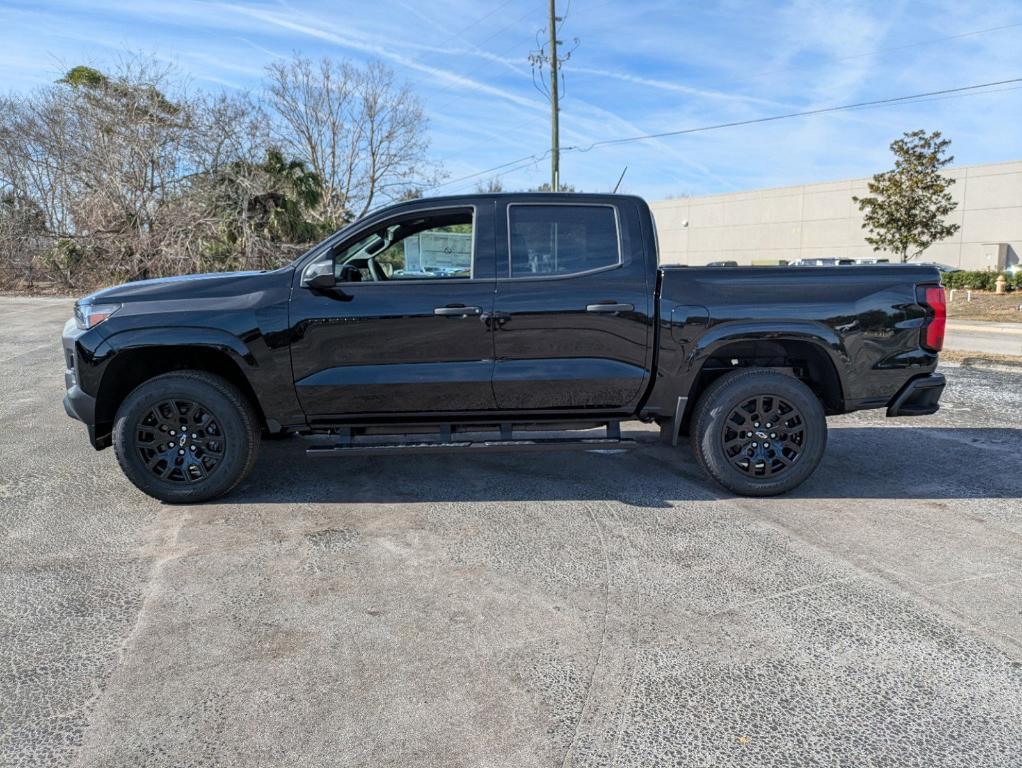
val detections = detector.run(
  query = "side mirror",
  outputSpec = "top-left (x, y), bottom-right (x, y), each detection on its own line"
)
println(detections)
top-left (302, 260), bottom-right (336, 290)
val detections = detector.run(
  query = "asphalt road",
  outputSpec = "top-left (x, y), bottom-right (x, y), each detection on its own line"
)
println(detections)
top-left (2, 296), bottom-right (1021, 768)
top-left (945, 321), bottom-right (1022, 357)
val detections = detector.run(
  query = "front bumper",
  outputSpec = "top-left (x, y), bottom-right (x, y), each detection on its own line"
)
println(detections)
top-left (886, 372), bottom-right (945, 417)
top-left (62, 317), bottom-right (104, 447)
top-left (63, 384), bottom-right (95, 424)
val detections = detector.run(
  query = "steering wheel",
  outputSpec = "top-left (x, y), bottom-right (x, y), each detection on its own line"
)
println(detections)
top-left (367, 256), bottom-right (388, 282)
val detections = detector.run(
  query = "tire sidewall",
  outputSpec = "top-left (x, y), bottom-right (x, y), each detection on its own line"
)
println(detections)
top-left (113, 375), bottom-right (253, 503)
top-left (693, 371), bottom-right (827, 496)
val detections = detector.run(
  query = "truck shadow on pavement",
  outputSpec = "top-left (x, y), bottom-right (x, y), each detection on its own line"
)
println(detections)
top-left (223, 426), bottom-right (1021, 506)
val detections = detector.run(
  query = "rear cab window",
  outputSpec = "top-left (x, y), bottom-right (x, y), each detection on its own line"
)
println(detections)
top-left (508, 204), bottom-right (620, 278)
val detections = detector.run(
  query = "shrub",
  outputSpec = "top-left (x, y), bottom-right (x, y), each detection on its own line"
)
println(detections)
top-left (941, 270), bottom-right (1012, 291)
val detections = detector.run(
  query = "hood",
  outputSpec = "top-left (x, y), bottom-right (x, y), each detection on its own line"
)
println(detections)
top-left (80, 270), bottom-right (285, 304)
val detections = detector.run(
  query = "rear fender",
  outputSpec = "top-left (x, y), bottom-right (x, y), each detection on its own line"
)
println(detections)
top-left (646, 320), bottom-right (849, 428)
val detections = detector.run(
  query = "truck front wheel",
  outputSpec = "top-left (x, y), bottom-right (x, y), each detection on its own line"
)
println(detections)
top-left (112, 371), bottom-right (260, 504)
top-left (690, 369), bottom-right (827, 497)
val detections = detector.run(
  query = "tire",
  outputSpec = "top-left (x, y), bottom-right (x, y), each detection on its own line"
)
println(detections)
top-left (689, 369), bottom-right (827, 497)
top-left (113, 371), bottom-right (260, 503)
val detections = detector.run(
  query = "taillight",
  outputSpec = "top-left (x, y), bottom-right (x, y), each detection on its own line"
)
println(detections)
top-left (916, 284), bottom-right (946, 352)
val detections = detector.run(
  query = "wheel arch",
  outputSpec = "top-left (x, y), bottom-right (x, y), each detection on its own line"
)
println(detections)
top-left (93, 342), bottom-right (267, 446)
top-left (664, 328), bottom-right (846, 440)
top-left (694, 335), bottom-right (844, 407)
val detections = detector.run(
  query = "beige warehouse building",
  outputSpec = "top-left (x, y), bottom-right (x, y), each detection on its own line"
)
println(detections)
top-left (650, 159), bottom-right (1022, 271)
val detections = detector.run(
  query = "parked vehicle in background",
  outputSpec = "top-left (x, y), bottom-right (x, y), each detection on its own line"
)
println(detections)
top-left (789, 258), bottom-right (857, 266)
top-left (706, 260), bottom-right (739, 267)
top-left (62, 193), bottom-right (947, 503)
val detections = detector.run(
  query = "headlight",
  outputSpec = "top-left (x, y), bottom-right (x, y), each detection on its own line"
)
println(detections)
top-left (74, 303), bottom-right (121, 330)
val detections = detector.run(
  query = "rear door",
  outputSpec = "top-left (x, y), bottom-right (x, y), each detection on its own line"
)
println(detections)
top-left (289, 202), bottom-right (497, 420)
top-left (490, 198), bottom-right (654, 411)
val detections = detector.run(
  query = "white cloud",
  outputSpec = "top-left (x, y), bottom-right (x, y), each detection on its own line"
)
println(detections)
top-left (1, 0), bottom-right (1018, 198)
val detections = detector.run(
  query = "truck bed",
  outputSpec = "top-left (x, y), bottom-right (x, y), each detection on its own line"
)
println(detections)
top-left (647, 263), bottom-right (942, 416)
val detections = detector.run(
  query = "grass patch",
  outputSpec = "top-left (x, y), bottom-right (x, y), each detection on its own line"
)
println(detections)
top-left (946, 290), bottom-right (1022, 323)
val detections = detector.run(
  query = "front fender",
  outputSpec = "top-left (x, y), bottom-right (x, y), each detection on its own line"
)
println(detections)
top-left (77, 324), bottom-right (305, 433)
top-left (96, 326), bottom-right (256, 365)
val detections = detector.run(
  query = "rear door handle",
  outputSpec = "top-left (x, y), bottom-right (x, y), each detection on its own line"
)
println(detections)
top-left (586, 303), bottom-right (634, 313)
top-left (434, 305), bottom-right (482, 317)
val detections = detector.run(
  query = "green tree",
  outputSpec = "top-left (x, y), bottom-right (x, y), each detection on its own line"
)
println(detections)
top-left (853, 130), bottom-right (960, 262)
top-left (252, 148), bottom-right (326, 241)
top-left (192, 148), bottom-right (328, 271)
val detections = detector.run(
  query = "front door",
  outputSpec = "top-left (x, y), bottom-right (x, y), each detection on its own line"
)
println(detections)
top-left (491, 200), bottom-right (653, 412)
top-left (289, 204), bottom-right (497, 420)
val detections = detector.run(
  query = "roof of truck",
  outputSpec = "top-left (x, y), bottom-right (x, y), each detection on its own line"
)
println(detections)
top-left (378, 191), bottom-right (647, 211)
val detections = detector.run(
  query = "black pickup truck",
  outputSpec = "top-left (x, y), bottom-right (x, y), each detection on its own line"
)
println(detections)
top-left (62, 193), bottom-right (946, 502)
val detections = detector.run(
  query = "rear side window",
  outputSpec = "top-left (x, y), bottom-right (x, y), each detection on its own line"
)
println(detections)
top-left (509, 205), bottom-right (619, 278)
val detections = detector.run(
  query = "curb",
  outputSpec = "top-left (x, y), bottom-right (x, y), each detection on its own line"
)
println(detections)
top-left (946, 321), bottom-right (1022, 336)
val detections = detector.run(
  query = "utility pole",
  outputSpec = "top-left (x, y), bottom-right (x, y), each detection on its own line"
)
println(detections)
top-left (531, 2), bottom-right (575, 192)
top-left (548, 0), bottom-right (560, 192)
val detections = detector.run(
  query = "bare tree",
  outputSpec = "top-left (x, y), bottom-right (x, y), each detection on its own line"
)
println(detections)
top-left (475, 176), bottom-right (504, 194)
top-left (0, 56), bottom-right (319, 288)
top-left (265, 55), bottom-right (438, 223)
top-left (0, 52), bottom-right (442, 292)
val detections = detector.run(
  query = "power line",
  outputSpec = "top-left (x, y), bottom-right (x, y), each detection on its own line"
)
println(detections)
top-left (564, 77), bottom-right (1022, 153)
top-left (426, 150), bottom-right (551, 192)
top-left (838, 21), bottom-right (1022, 62)
top-left (425, 76), bottom-right (1022, 193)
top-left (432, 0), bottom-right (519, 51)
top-left (425, 3), bottom-right (545, 108)
top-left (419, 16), bottom-right (1022, 194)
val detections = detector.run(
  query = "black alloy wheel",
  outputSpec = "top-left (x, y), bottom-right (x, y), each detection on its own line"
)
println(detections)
top-left (113, 371), bottom-right (260, 503)
top-left (135, 398), bottom-right (227, 483)
top-left (720, 395), bottom-right (805, 478)
top-left (690, 369), bottom-right (827, 497)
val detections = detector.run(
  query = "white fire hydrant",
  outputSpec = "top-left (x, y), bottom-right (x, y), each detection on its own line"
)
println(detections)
top-left (995, 274), bottom-right (1007, 294)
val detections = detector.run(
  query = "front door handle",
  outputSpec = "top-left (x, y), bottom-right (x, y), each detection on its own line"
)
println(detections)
top-left (586, 303), bottom-right (634, 313)
top-left (434, 305), bottom-right (482, 317)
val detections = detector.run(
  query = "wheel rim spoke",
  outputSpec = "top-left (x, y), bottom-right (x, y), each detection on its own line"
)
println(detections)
top-left (135, 397), bottom-right (226, 485)
top-left (720, 394), bottom-right (805, 478)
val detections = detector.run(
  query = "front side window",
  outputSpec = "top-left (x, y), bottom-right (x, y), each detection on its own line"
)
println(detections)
top-left (333, 209), bottom-right (474, 281)
top-left (509, 205), bottom-right (619, 278)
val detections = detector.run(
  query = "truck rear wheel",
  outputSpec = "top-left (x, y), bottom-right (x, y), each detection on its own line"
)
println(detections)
top-left (690, 369), bottom-right (827, 496)
top-left (112, 371), bottom-right (260, 504)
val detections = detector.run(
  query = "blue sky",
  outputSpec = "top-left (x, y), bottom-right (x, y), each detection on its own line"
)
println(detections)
top-left (2, 0), bottom-right (1021, 200)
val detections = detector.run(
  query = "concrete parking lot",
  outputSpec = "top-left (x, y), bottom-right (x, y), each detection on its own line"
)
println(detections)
top-left (2, 296), bottom-right (1021, 768)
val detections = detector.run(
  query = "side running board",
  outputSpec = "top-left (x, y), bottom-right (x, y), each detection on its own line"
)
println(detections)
top-left (306, 421), bottom-right (635, 457)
